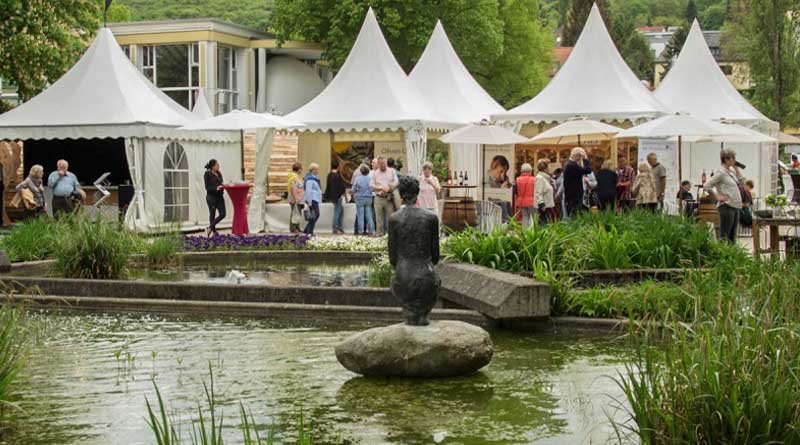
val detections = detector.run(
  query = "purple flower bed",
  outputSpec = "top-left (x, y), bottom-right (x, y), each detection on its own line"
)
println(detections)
top-left (183, 233), bottom-right (311, 251)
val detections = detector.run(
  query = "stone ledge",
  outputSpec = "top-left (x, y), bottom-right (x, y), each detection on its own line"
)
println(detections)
top-left (436, 262), bottom-right (550, 320)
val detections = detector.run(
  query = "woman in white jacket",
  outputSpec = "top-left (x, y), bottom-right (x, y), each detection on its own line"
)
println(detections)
top-left (534, 160), bottom-right (555, 223)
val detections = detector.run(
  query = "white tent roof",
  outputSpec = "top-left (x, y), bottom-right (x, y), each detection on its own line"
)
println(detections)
top-left (286, 8), bottom-right (456, 132)
top-left (191, 89), bottom-right (215, 121)
top-left (493, 4), bottom-right (668, 124)
top-left (409, 20), bottom-right (504, 124)
top-left (655, 21), bottom-right (773, 127)
top-left (0, 28), bottom-right (227, 141)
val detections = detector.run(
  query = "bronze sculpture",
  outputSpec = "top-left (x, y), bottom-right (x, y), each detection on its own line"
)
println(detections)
top-left (388, 176), bottom-right (440, 326)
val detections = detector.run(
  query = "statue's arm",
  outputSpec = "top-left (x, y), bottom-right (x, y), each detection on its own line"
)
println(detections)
top-left (388, 218), bottom-right (398, 267)
top-left (430, 216), bottom-right (440, 265)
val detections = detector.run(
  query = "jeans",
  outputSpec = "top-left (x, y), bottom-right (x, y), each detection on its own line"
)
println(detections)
top-left (206, 194), bottom-right (226, 232)
top-left (718, 204), bottom-right (739, 243)
top-left (303, 201), bottom-right (320, 235)
top-left (332, 196), bottom-right (344, 232)
top-left (355, 196), bottom-right (375, 234)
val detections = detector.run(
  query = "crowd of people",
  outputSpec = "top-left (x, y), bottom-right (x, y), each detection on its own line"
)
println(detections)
top-left (285, 156), bottom-right (439, 236)
top-left (512, 146), bottom-right (752, 243)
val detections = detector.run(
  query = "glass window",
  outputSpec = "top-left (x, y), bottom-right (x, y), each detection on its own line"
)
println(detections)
top-left (140, 44), bottom-right (199, 109)
top-left (163, 141), bottom-right (190, 223)
top-left (216, 46), bottom-right (239, 114)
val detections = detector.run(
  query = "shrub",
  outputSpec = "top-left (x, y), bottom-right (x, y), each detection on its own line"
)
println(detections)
top-left (53, 216), bottom-right (139, 279)
top-left (1, 216), bottom-right (58, 262)
top-left (367, 254), bottom-right (393, 287)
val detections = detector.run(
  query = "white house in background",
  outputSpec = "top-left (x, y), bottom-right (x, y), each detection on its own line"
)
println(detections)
top-left (108, 18), bottom-right (332, 116)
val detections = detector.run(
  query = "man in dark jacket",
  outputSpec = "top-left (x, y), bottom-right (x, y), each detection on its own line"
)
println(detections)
top-left (324, 159), bottom-right (347, 234)
top-left (562, 147), bottom-right (593, 217)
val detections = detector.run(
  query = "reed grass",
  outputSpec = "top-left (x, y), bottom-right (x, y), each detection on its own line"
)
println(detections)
top-left (367, 254), bottom-right (393, 287)
top-left (146, 234), bottom-right (182, 267)
top-left (52, 215), bottom-right (140, 279)
top-left (0, 305), bottom-right (24, 416)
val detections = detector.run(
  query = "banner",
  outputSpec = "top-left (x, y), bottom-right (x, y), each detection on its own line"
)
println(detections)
top-left (482, 144), bottom-right (515, 202)
top-left (374, 141), bottom-right (407, 175)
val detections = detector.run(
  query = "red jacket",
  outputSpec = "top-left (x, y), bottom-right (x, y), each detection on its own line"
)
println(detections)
top-left (515, 173), bottom-right (536, 208)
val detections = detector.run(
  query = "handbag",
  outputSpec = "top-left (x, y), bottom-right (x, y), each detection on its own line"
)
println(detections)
top-left (303, 206), bottom-right (317, 221)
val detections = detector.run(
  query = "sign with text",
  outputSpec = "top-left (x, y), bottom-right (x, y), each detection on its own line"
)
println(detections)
top-left (374, 141), bottom-right (407, 175)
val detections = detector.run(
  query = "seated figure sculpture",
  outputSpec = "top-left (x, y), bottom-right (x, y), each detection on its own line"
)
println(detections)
top-left (388, 176), bottom-right (440, 325)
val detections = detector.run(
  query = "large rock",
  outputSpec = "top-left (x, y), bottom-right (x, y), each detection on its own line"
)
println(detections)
top-left (335, 320), bottom-right (493, 377)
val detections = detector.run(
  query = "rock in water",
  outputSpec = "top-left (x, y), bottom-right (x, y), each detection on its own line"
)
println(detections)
top-left (335, 320), bottom-right (493, 377)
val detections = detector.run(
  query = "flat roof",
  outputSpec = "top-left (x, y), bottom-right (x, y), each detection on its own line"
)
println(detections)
top-left (109, 18), bottom-right (275, 40)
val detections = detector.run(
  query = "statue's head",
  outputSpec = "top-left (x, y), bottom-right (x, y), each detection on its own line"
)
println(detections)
top-left (398, 176), bottom-right (420, 206)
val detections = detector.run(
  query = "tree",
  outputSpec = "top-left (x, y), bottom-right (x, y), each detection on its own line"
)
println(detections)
top-left (0, 1), bottom-right (101, 102)
top-left (725, 0), bottom-right (800, 127)
top-left (609, 8), bottom-right (655, 82)
top-left (561, 0), bottom-right (610, 46)
top-left (659, 0), bottom-right (699, 74)
top-left (117, 0), bottom-right (274, 30)
top-left (684, 0), bottom-right (699, 22)
top-left (271, 0), bottom-right (553, 109)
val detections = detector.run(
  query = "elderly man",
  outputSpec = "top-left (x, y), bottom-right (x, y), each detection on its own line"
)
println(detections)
top-left (647, 153), bottom-right (667, 210)
top-left (370, 157), bottom-right (398, 236)
top-left (562, 147), bottom-right (593, 217)
top-left (47, 159), bottom-right (81, 215)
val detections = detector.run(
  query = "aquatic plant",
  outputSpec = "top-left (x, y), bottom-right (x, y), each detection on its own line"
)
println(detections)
top-left (183, 233), bottom-right (310, 251)
top-left (0, 305), bottom-right (24, 415)
top-left (615, 259), bottom-right (800, 443)
top-left (367, 254), bottom-right (393, 287)
top-left (444, 209), bottom-right (743, 272)
top-left (146, 364), bottom-right (325, 444)
top-left (52, 215), bottom-right (139, 279)
top-left (0, 216), bottom-right (57, 262)
top-left (557, 280), bottom-right (691, 320)
top-left (146, 234), bottom-right (182, 266)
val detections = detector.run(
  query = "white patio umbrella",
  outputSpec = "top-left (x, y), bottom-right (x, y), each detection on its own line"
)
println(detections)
top-left (615, 113), bottom-right (744, 182)
top-left (527, 119), bottom-right (622, 145)
top-left (779, 132), bottom-right (800, 145)
top-left (439, 121), bottom-right (528, 199)
top-left (180, 109), bottom-right (304, 179)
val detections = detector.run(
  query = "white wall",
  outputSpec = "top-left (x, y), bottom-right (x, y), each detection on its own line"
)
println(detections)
top-left (263, 56), bottom-right (325, 115)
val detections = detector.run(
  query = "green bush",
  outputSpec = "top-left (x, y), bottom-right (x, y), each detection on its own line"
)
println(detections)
top-left (444, 209), bottom-right (741, 272)
top-left (616, 259), bottom-right (800, 443)
top-left (53, 216), bottom-right (139, 279)
top-left (1, 217), bottom-right (58, 262)
top-left (145, 234), bottom-right (181, 267)
top-left (367, 254), bottom-right (393, 287)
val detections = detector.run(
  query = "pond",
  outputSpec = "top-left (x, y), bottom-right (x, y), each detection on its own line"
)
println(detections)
top-left (130, 262), bottom-right (370, 287)
top-left (6, 312), bottom-right (633, 445)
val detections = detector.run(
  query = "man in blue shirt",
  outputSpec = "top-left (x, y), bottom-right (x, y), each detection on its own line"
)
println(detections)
top-left (47, 159), bottom-right (81, 215)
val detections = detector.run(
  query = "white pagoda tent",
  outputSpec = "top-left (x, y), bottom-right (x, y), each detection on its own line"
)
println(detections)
top-left (286, 7), bottom-right (458, 179)
top-left (409, 20), bottom-right (506, 198)
top-left (492, 4), bottom-right (668, 127)
top-left (0, 28), bottom-right (239, 232)
top-left (655, 20), bottom-right (780, 195)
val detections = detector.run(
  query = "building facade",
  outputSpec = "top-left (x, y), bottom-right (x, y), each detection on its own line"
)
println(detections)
top-left (108, 18), bottom-right (331, 116)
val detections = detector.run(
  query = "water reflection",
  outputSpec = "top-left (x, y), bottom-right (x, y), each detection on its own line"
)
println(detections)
top-left (6, 312), bottom-right (631, 445)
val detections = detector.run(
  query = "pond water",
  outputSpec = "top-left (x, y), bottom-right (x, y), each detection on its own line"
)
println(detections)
top-left (6, 312), bottom-right (634, 445)
top-left (128, 262), bottom-right (370, 287)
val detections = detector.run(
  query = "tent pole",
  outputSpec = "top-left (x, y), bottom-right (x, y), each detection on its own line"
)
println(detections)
top-left (678, 135), bottom-right (683, 183)
top-left (481, 144), bottom-right (485, 202)
top-left (240, 129), bottom-right (246, 181)
top-left (578, 134), bottom-right (581, 146)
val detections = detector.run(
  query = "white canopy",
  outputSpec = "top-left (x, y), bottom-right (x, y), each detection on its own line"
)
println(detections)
top-left (440, 122), bottom-right (528, 145)
top-left (409, 20), bottom-right (504, 124)
top-left (527, 119), bottom-right (621, 145)
top-left (493, 4), bottom-right (668, 124)
top-left (180, 109), bottom-right (303, 131)
top-left (0, 28), bottom-right (225, 141)
top-left (654, 20), bottom-right (774, 127)
top-left (616, 113), bottom-right (776, 143)
top-left (286, 8), bottom-right (456, 132)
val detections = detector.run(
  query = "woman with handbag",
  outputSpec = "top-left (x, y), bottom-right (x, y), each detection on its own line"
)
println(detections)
top-left (204, 159), bottom-right (226, 237)
top-left (352, 164), bottom-right (375, 235)
top-left (303, 163), bottom-right (322, 235)
top-left (287, 162), bottom-right (304, 233)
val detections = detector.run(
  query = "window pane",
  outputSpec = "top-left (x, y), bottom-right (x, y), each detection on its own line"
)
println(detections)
top-left (164, 90), bottom-right (189, 109)
top-left (143, 68), bottom-right (154, 83)
top-left (156, 45), bottom-right (189, 88)
top-left (165, 191), bottom-right (174, 205)
top-left (217, 47), bottom-right (230, 90)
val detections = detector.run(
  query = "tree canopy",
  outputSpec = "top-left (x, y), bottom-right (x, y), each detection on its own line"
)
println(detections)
top-left (271, 0), bottom-right (553, 109)
top-left (561, 0), bottom-right (610, 46)
top-left (116, 0), bottom-right (274, 30)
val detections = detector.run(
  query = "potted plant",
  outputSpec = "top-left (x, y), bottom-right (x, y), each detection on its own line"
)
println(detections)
top-left (765, 193), bottom-right (788, 217)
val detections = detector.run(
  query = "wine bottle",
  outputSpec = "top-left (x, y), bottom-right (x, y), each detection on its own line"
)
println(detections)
top-left (464, 171), bottom-right (469, 185)
top-left (447, 171), bottom-right (453, 186)
top-left (458, 171), bottom-right (464, 186)
top-left (701, 169), bottom-right (707, 185)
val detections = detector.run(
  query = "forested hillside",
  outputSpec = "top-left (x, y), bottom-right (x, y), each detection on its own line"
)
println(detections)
top-left (115, 0), bottom-right (274, 29)
top-left (542, 0), bottom-right (730, 29)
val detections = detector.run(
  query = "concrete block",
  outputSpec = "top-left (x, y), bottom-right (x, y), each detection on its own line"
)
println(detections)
top-left (437, 262), bottom-right (550, 319)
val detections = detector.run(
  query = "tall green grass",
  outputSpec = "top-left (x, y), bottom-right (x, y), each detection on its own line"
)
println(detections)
top-left (367, 254), bottom-right (393, 287)
top-left (444, 210), bottom-right (746, 272)
top-left (52, 215), bottom-right (140, 279)
top-left (0, 305), bottom-right (24, 416)
top-left (146, 364), bottom-right (322, 444)
top-left (146, 234), bottom-right (182, 267)
top-left (0, 217), bottom-right (58, 262)
top-left (615, 259), bottom-right (800, 443)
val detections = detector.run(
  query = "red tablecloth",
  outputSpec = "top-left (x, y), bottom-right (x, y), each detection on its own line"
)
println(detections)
top-left (223, 184), bottom-right (252, 235)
